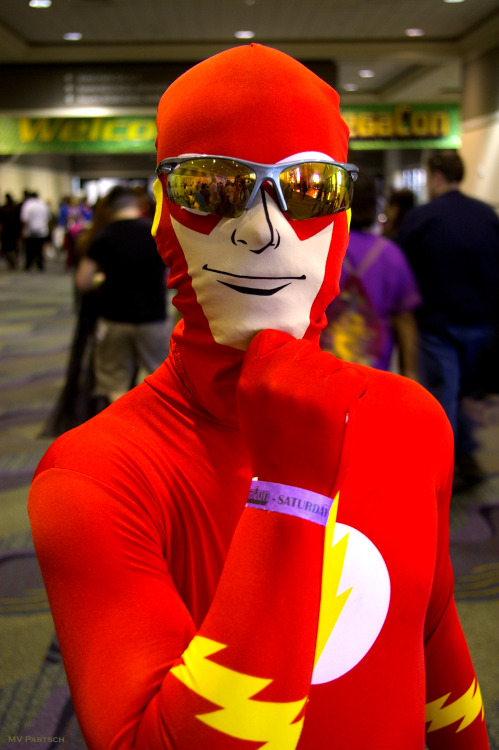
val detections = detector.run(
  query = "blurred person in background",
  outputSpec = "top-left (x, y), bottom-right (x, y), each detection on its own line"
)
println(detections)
top-left (397, 151), bottom-right (499, 489)
top-left (0, 193), bottom-right (22, 270)
top-left (382, 187), bottom-right (415, 241)
top-left (53, 195), bottom-right (71, 255)
top-left (75, 184), bottom-right (169, 410)
top-left (42, 194), bottom-right (115, 436)
top-left (321, 171), bottom-right (421, 379)
top-left (20, 190), bottom-right (51, 271)
top-left (64, 194), bottom-right (93, 270)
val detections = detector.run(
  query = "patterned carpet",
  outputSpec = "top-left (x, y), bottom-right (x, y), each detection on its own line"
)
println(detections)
top-left (0, 260), bottom-right (88, 748)
top-left (0, 257), bottom-right (498, 748)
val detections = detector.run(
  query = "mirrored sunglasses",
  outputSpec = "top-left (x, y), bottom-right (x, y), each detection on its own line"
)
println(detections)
top-left (155, 155), bottom-right (359, 220)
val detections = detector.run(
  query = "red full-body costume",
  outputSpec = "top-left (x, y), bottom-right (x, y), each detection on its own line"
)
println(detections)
top-left (28, 45), bottom-right (489, 749)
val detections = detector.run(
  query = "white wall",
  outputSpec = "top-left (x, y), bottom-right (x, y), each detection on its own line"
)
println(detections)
top-left (460, 44), bottom-right (499, 212)
top-left (0, 161), bottom-right (73, 212)
top-left (460, 112), bottom-right (499, 212)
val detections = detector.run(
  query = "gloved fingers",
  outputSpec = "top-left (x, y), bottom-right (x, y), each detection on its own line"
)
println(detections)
top-left (238, 328), bottom-right (368, 496)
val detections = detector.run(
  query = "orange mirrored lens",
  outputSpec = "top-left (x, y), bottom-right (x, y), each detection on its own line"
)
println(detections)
top-left (165, 158), bottom-right (255, 217)
top-left (280, 162), bottom-right (353, 220)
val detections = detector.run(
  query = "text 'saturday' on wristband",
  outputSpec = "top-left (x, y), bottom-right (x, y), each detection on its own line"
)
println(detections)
top-left (246, 480), bottom-right (335, 526)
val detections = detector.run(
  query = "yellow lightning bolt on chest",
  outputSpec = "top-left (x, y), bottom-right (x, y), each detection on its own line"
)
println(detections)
top-left (314, 492), bottom-right (352, 666)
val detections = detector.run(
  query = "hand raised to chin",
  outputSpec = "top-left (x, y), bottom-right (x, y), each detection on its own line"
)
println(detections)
top-left (237, 329), bottom-right (368, 498)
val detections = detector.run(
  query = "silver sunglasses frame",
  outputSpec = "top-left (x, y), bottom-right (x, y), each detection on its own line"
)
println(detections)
top-left (155, 155), bottom-right (359, 217)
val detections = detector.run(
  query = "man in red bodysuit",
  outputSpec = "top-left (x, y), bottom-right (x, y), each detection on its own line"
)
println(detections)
top-left (28, 44), bottom-right (490, 749)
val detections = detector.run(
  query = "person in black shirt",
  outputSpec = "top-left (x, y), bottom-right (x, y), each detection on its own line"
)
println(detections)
top-left (397, 152), bottom-right (499, 488)
top-left (0, 193), bottom-right (22, 269)
top-left (76, 185), bottom-right (169, 406)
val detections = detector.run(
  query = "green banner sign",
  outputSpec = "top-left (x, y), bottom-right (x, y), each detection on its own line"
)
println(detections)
top-left (0, 104), bottom-right (461, 154)
top-left (342, 103), bottom-right (461, 150)
top-left (0, 116), bottom-right (157, 154)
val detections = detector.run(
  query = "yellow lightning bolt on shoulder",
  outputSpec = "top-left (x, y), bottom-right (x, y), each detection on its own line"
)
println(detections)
top-left (151, 177), bottom-right (163, 237)
top-left (426, 678), bottom-right (485, 733)
top-left (171, 634), bottom-right (307, 749)
top-left (314, 492), bottom-right (352, 666)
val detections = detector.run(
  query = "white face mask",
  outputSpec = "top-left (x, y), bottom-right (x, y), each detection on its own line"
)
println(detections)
top-left (170, 153), bottom-right (335, 351)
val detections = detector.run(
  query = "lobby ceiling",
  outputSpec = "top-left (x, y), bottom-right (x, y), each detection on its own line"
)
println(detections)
top-left (0, 0), bottom-right (498, 105)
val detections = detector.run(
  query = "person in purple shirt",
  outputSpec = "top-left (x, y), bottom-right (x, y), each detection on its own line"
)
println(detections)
top-left (321, 172), bottom-right (421, 378)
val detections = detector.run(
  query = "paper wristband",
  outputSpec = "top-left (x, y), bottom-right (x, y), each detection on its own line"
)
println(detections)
top-left (246, 480), bottom-right (333, 526)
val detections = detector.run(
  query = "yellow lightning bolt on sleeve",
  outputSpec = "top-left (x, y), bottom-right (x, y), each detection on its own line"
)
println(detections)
top-left (426, 678), bottom-right (485, 733)
top-left (171, 634), bottom-right (307, 750)
top-left (314, 492), bottom-right (352, 666)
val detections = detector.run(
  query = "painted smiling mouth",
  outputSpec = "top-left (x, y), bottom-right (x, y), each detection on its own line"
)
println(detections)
top-left (218, 281), bottom-right (291, 296)
top-left (202, 264), bottom-right (306, 296)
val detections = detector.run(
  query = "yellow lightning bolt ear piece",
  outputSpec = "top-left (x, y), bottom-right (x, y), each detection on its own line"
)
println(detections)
top-left (346, 208), bottom-right (352, 231)
top-left (151, 177), bottom-right (163, 237)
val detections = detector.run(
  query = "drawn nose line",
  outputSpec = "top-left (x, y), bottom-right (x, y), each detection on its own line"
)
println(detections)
top-left (231, 188), bottom-right (280, 254)
top-left (231, 230), bottom-right (246, 245)
top-left (250, 229), bottom-right (281, 254)
top-left (252, 190), bottom-right (280, 253)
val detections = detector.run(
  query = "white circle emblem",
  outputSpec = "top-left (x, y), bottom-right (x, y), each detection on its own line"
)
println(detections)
top-left (312, 522), bottom-right (391, 685)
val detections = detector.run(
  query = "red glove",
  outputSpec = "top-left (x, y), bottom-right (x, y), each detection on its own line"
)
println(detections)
top-left (237, 329), bottom-right (368, 498)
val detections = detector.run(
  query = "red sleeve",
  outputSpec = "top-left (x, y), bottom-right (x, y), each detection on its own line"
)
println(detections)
top-left (424, 450), bottom-right (489, 749)
top-left (28, 467), bottom-right (325, 750)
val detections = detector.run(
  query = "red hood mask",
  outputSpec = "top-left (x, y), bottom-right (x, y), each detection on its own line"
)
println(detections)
top-left (153, 44), bottom-right (351, 425)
